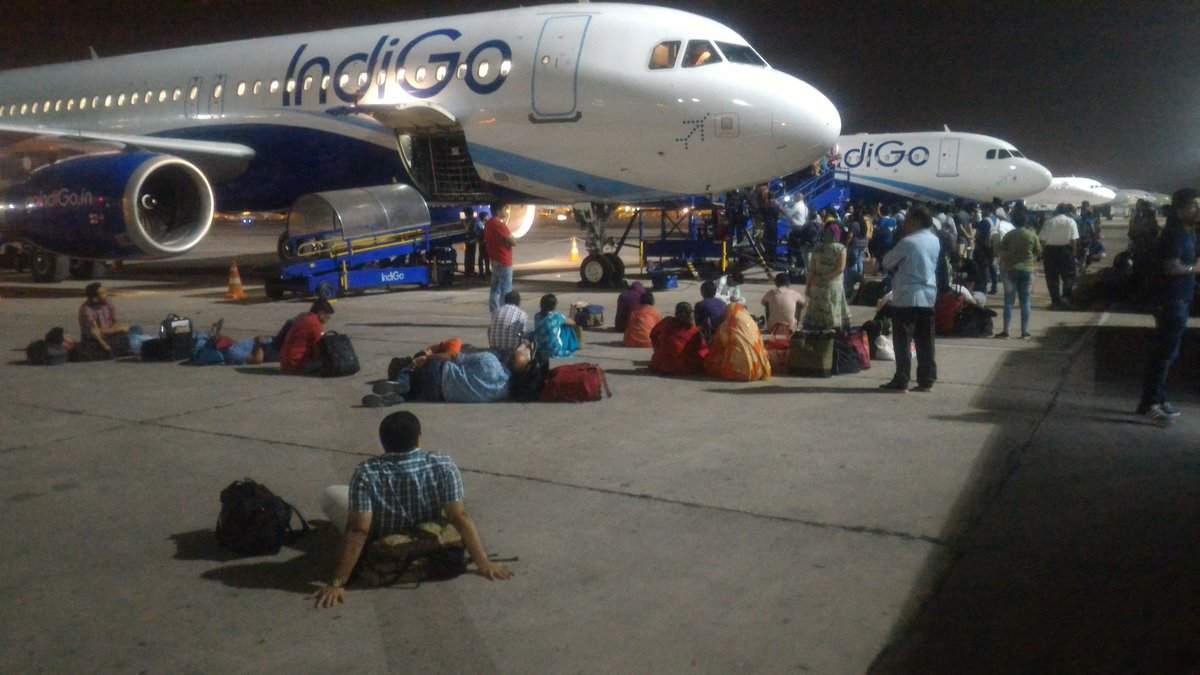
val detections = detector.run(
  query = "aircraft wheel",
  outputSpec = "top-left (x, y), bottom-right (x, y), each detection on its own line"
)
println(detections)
top-left (579, 254), bottom-right (612, 286)
top-left (277, 232), bottom-right (299, 263)
top-left (603, 253), bottom-right (625, 286)
top-left (264, 277), bottom-right (286, 301)
top-left (30, 250), bottom-right (68, 283)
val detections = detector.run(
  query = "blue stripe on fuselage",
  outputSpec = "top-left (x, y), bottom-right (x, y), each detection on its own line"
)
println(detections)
top-left (467, 143), bottom-right (670, 201)
top-left (851, 174), bottom-right (960, 203)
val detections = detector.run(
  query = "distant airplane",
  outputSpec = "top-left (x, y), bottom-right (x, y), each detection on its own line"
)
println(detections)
top-left (1022, 176), bottom-right (1117, 211)
top-left (0, 2), bottom-right (840, 280)
top-left (833, 129), bottom-right (1052, 203)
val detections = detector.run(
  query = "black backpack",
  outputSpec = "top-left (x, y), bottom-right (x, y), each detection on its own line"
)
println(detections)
top-left (955, 305), bottom-right (996, 338)
top-left (216, 479), bottom-right (310, 556)
top-left (832, 334), bottom-right (861, 375)
top-left (319, 332), bottom-right (360, 377)
top-left (27, 338), bottom-right (67, 365)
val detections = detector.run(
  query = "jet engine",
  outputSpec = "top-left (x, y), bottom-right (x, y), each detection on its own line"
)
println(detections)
top-left (0, 152), bottom-right (215, 262)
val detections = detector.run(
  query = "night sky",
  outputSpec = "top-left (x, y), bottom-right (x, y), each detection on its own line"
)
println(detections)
top-left (3, 0), bottom-right (1197, 192)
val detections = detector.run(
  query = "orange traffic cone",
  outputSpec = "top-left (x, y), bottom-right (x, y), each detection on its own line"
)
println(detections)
top-left (569, 237), bottom-right (581, 263)
top-left (225, 259), bottom-right (247, 301)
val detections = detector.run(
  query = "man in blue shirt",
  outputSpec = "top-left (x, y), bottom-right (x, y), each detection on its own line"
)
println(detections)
top-left (881, 206), bottom-right (941, 392)
top-left (314, 411), bottom-right (512, 608)
top-left (694, 280), bottom-right (728, 337)
top-left (1138, 188), bottom-right (1199, 424)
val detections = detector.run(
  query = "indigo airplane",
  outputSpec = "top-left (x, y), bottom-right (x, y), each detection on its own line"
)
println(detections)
top-left (834, 129), bottom-right (1052, 204)
top-left (0, 3), bottom-right (840, 280)
top-left (1023, 176), bottom-right (1117, 211)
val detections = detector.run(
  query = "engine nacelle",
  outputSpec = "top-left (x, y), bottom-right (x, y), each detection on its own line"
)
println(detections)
top-left (0, 152), bottom-right (214, 260)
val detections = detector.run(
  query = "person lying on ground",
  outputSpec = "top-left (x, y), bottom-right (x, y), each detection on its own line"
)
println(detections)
top-left (614, 281), bottom-right (647, 332)
top-left (650, 302), bottom-right (709, 376)
top-left (77, 282), bottom-right (132, 357)
top-left (280, 299), bottom-right (334, 374)
top-left (190, 318), bottom-right (290, 365)
top-left (367, 343), bottom-right (534, 405)
top-left (760, 272), bottom-right (807, 333)
top-left (533, 294), bottom-right (580, 358)
top-left (623, 291), bottom-right (662, 347)
top-left (313, 411), bottom-right (512, 608)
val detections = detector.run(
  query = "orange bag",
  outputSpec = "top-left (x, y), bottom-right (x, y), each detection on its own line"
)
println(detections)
top-left (704, 304), bottom-right (771, 381)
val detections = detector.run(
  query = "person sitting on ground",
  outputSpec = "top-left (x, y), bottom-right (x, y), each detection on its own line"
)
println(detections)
top-left (488, 291), bottom-right (529, 363)
top-left (715, 271), bottom-right (747, 305)
top-left (623, 291), bottom-right (662, 347)
top-left (77, 282), bottom-right (132, 358)
top-left (280, 298), bottom-right (334, 374)
top-left (694, 280), bottom-right (728, 337)
top-left (650, 302), bottom-right (709, 375)
top-left (313, 411), bottom-right (512, 608)
top-left (704, 303), bottom-right (771, 381)
top-left (370, 343), bottom-right (531, 405)
top-left (760, 272), bottom-right (807, 333)
top-left (533, 294), bottom-right (580, 358)
top-left (614, 281), bottom-right (647, 332)
top-left (804, 221), bottom-right (853, 331)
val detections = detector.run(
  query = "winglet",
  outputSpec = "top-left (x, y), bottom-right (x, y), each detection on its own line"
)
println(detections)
top-left (943, 124), bottom-right (951, 132)
top-left (88, 46), bottom-right (99, 60)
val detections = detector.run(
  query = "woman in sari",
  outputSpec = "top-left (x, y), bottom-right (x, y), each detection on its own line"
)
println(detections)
top-left (803, 220), bottom-right (852, 331)
top-left (533, 294), bottom-right (580, 358)
top-left (703, 303), bottom-right (771, 381)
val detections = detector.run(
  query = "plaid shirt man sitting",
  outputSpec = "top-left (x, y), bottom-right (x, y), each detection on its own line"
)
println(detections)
top-left (314, 412), bottom-right (512, 609)
top-left (488, 291), bottom-right (529, 362)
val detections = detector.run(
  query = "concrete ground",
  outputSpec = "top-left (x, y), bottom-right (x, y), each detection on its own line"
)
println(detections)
top-left (2, 220), bottom-right (1198, 674)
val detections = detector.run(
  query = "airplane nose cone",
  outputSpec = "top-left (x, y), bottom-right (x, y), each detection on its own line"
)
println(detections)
top-left (773, 78), bottom-right (841, 175)
top-left (1030, 163), bottom-right (1053, 192)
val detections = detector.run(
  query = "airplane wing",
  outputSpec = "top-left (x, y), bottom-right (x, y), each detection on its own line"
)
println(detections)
top-left (0, 122), bottom-right (255, 182)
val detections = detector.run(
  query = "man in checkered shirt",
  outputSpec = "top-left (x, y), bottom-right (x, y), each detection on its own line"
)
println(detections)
top-left (488, 290), bottom-right (529, 362)
top-left (313, 411), bottom-right (512, 608)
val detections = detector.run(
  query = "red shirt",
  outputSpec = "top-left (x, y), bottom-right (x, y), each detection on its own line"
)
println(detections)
top-left (280, 312), bottom-right (324, 373)
top-left (650, 317), bottom-right (709, 375)
top-left (484, 217), bottom-right (513, 267)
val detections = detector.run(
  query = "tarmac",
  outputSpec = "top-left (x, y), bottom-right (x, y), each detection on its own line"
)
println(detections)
top-left (2, 220), bottom-right (1198, 674)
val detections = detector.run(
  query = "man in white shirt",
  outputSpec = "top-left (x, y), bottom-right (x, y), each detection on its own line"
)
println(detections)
top-left (1039, 204), bottom-right (1080, 308)
top-left (989, 208), bottom-right (1015, 274)
top-left (880, 206), bottom-right (941, 392)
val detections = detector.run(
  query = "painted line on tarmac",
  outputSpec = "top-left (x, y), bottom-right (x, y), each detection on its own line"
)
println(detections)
top-left (459, 466), bottom-right (949, 547)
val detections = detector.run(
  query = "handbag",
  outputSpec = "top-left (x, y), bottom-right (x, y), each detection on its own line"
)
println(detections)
top-left (764, 325), bottom-right (791, 374)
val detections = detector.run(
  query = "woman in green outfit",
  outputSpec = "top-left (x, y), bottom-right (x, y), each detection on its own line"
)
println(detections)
top-left (803, 221), bottom-right (852, 331)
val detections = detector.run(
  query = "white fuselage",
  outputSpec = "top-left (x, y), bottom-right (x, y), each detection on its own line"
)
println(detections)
top-left (1023, 176), bottom-right (1117, 211)
top-left (0, 3), bottom-right (840, 208)
top-left (836, 131), bottom-right (1052, 203)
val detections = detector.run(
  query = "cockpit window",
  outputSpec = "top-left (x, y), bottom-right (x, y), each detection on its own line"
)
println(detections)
top-left (1009, 149), bottom-right (1024, 158)
top-left (986, 149), bottom-right (997, 160)
top-left (649, 41), bottom-right (681, 70)
top-left (715, 42), bottom-right (766, 66)
top-left (997, 149), bottom-right (1012, 159)
top-left (682, 40), bottom-right (722, 68)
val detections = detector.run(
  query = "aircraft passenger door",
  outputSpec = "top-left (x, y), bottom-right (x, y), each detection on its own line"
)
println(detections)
top-left (186, 76), bottom-right (204, 119)
top-left (208, 74), bottom-right (227, 118)
top-left (937, 138), bottom-right (960, 177)
top-left (530, 14), bottom-right (592, 122)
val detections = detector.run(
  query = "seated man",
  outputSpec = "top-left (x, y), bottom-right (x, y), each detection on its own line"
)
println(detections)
top-left (650, 302), bottom-right (709, 375)
top-left (694, 280), bottom-right (728, 338)
top-left (488, 291), bottom-right (529, 363)
top-left (623, 291), bottom-right (662, 347)
top-left (760, 273), bottom-right (807, 333)
top-left (279, 299), bottom-right (334, 374)
top-left (77, 282), bottom-right (132, 358)
top-left (715, 271), bottom-right (747, 305)
top-left (313, 411), bottom-right (512, 608)
top-left (368, 343), bottom-right (533, 405)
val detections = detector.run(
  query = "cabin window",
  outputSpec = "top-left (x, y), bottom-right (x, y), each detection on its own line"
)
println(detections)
top-left (715, 42), bottom-right (767, 66)
top-left (117, 94), bottom-right (126, 106)
top-left (376, 70), bottom-right (387, 86)
top-left (79, 98), bottom-right (88, 110)
top-left (189, 86), bottom-right (199, 101)
top-left (339, 74), bottom-right (350, 89)
top-left (54, 100), bottom-right (63, 111)
top-left (456, 64), bottom-right (467, 79)
top-left (0, 107), bottom-right (5, 118)
top-left (158, 90), bottom-right (167, 103)
top-left (213, 83), bottom-right (223, 99)
top-left (356, 72), bottom-right (368, 88)
top-left (435, 65), bottom-right (448, 82)
top-left (415, 67), bottom-right (427, 83)
top-left (32, 103), bottom-right (40, 114)
top-left (320, 76), bottom-right (329, 92)
top-left (104, 95), bottom-right (113, 108)
top-left (303, 76), bottom-right (313, 92)
top-left (131, 93), bottom-right (139, 105)
top-left (985, 149), bottom-right (997, 160)
top-left (476, 61), bottom-right (490, 79)
top-left (269, 80), bottom-right (280, 94)
top-left (145, 90), bottom-right (154, 104)
top-left (66, 99), bottom-right (74, 111)
top-left (397, 68), bottom-right (407, 84)
top-left (44, 100), bottom-right (51, 111)
top-left (500, 59), bottom-right (512, 76)
top-left (237, 82), bottom-right (247, 96)
top-left (172, 89), bottom-right (181, 102)
top-left (253, 81), bottom-right (262, 96)
top-left (649, 41), bottom-right (680, 70)
top-left (20, 103), bottom-right (28, 115)
top-left (682, 40), bottom-right (722, 68)
top-left (285, 79), bottom-right (296, 93)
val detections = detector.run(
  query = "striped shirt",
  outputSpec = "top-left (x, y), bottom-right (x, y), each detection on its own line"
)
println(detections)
top-left (348, 450), bottom-right (465, 537)
top-left (488, 303), bottom-right (529, 357)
